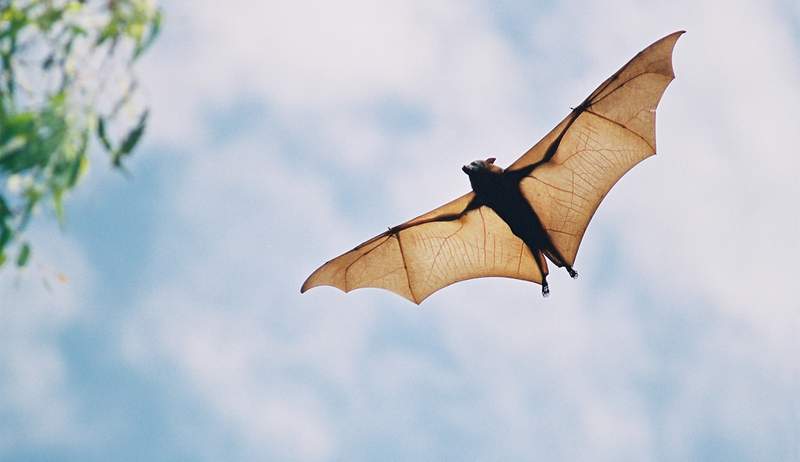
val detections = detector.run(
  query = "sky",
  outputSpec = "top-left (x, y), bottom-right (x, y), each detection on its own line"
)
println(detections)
top-left (2, 0), bottom-right (800, 460)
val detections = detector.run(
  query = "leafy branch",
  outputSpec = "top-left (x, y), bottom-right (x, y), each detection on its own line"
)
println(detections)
top-left (0, 0), bottom-right (161, 268)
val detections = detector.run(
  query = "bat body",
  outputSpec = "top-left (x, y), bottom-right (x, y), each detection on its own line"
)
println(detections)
top-left (302, 31), bottom-right (684, 304)
top-left (461, 157), bottom-right (577, 296)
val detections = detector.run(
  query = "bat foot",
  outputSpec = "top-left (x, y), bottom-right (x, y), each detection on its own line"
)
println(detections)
top-left (567, 267), bottom-right (578, 279)
top-left (542, 283), bottom-right (550, 297)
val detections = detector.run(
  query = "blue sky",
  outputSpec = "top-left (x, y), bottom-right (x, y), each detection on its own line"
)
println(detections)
top-left (2, 0), bottom-right (800, 460)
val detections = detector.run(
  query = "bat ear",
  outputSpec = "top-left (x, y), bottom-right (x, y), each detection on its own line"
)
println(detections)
top-left (486, 157), bottom-right (496, 164)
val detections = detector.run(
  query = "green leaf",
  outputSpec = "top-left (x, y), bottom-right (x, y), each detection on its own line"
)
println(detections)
top-left (69, 24), bottom-right (87, 37)
top-left (16, 242), bottom-right (30, 267)
top-left (113, 110), bottom-right (148, 166)
top-left (53, 189), bottom-right (65, 225)
top-left (18, 186), bottom-right (42, 231)
top-left (96, 116), bottom-right (113, 152)
top-left (66, 131), bottom-right (89, 187)
top-left (0, 144), bottom-right (43, 173)
top-left (36, 7), bottom-right (65, 31)
top-left (0, 111), bottom-right (35, 145)
top-left (1, 51), bottom-right (15, 95)
top-left (133, 10), bottom-right (162, 60)
top-left (94, 21), bottom-right (118, 47)
top-left (0, 195), bottom-right (9, 217)
top-left (0, 222), bottom-right (11, 250)
top-left (66, 1), bottom-right (84, 14)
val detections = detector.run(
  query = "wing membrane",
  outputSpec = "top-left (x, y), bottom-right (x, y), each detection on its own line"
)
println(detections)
top-left (301, 193), bottom-right (542, 304)
top-left (510, 31), bottom-right (683, 266)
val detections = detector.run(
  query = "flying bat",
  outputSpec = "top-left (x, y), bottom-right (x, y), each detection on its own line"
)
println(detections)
top-left (302, 31), bottom-right (684, 304)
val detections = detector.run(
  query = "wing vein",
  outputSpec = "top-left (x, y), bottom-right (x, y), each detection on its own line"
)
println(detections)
top-left (423, 220), bottom-right (466, 289)
top-left (341, 234), bottom-right (392, 291)
top-left (394, 233), bottom-right (417, 303)
top-left (529, 175), bottom-right (591, 202)
top-left (478, 207), bottom-right (487, 266)
top-left (589, 70), bottom-right (670, 108)
top-left (585, 109), bottom-right (655, 151)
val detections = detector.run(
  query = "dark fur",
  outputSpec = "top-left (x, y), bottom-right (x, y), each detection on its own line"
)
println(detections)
top-left (463, 158), bottom-right (577, 295)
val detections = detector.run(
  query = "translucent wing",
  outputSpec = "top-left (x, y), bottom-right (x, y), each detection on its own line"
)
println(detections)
top-left (301, 193), bottom-right (543, 304)
top-left (508, 31), bottom-right (684, 266)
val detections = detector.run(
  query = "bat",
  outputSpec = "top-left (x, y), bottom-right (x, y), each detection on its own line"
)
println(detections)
top-left (302, 31), bottom-right (684, 304)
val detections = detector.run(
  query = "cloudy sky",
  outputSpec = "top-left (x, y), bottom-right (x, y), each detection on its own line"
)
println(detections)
top-left (2, 0), bottom-right (800, 460)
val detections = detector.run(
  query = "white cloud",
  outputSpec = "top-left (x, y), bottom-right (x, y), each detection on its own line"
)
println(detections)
top-left (122, 290), bottom-right (345, 461)
top-left (120, 138), bottom-right (375, 460)
top-left (0, 229), bottom-right (93, 452)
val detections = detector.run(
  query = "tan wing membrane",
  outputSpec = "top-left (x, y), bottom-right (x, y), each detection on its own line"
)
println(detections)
top-left (520, 111), bottom-right (654, 265)
top-left (301, 193), bottom-right (542, 304)
top-left (509, 31), bottom-right (682, 171)
top-left (510, 31), bottom-right (683, 265)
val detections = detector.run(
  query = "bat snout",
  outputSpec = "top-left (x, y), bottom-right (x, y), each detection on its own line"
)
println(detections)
top-left (463, 161), bottom-right (483, 174)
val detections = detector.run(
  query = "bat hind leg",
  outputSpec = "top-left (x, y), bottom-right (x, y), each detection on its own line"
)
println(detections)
top-left (566, 266), bottom-right (578, 279)
top-left (543, 245), bottom-right (578, 279)
top-left (532, 249), bottom-right (550, 298)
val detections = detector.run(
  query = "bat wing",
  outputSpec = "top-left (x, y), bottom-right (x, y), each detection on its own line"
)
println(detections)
top-left (301, 193), bottom-right (544, 304)
top-left (507, 31), bottom-right (684, 266)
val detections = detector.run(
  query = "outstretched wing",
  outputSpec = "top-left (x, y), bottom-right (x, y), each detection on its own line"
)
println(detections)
top-left (508, 31), bottom-right (684, 266)
top-left (301, 193), bottom-right (543, 304)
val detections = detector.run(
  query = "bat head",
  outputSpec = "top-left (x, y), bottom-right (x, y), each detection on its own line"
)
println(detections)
top-left (462, 157), bottom-right (503, 176)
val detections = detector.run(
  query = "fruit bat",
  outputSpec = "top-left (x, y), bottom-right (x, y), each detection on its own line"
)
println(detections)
top-left (302, 31), bottom-right (684, 304)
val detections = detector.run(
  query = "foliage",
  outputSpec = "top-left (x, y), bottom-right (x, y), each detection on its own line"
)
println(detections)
top-left (0, 0), bottom-right (161, 268)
